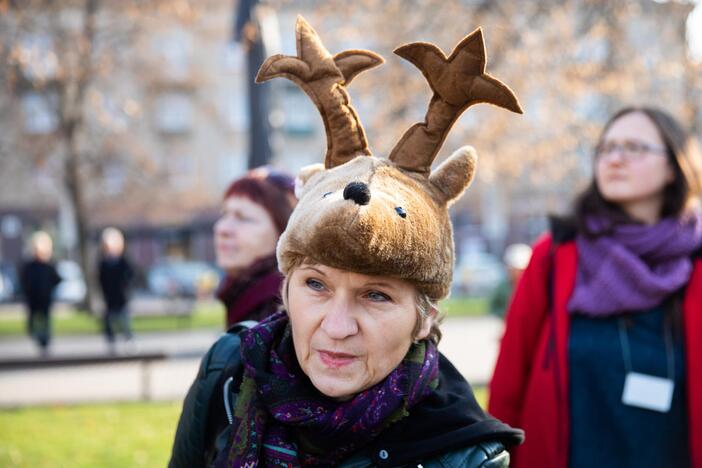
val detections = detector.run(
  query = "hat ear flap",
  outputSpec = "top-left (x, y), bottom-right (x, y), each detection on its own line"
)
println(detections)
top-left (295, 163), bottom-right (326, 199)
top-left (428, 146), bottom-right (478, 206)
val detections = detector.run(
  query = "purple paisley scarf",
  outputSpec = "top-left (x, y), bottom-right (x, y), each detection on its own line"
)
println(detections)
top-left (219, 310), bottom-right (439, 467)
top-left (568, 213), bottom-right (702, 316)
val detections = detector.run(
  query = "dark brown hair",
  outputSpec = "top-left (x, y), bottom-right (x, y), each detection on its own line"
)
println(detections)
top-left (573, 106), bottom-right (702, 235)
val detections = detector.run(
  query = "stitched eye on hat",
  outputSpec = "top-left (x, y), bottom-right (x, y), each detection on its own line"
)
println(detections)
top-left (322, 191), bottom-right (333, 198)
top-left (395, 207), bottom-right (407, 218)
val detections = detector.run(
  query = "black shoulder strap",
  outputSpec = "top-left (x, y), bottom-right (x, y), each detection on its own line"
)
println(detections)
top-left (548, 214), bottom-right (577, 244)
top-left (542, 228), bottom-right (567, 460)
top-left (541, 238), bottom-right (557, 371)
top-left (170, 325), bottom-right (252, 468)
top-left (203, 322), bottom-right (257, 465)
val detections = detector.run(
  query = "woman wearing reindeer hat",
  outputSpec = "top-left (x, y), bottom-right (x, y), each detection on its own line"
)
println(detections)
top-left (170, 17), bottom-right (524, 467)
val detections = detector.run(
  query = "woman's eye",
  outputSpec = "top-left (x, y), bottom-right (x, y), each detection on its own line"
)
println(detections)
top-left (366, 291), bottom-right (391, 302)
top-left (305, 278), bottom-right (325, 291)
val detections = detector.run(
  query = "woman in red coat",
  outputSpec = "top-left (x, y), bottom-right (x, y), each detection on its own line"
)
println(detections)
top-left (489, 107), bottom-right (702, 468)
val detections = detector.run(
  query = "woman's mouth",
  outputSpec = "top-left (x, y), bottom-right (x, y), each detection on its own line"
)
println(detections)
top-left (216, 244), bottom-right (238, 254)
top-left (603, 171), bottom-right (627, 181)
top-left (318, 350), bottom-right (357, 368)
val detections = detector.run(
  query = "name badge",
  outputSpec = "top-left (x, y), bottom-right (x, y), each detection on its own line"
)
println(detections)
top-left (621, 372), bottom-right (674, 413)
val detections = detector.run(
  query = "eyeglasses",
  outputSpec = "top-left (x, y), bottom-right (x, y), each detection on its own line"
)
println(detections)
top-left (594, 140), bottom-right (667, 162)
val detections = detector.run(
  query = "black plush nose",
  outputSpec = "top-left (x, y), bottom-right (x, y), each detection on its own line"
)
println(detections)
top-left (343, 181), bottom-right (371, 206)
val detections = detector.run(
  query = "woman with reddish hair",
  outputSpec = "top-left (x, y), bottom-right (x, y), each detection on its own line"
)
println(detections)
top-left (214, 167), bottom-right (296, 327)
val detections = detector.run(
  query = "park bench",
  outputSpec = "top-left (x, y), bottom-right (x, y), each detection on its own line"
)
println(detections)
top-left (0, 352), bottom-right (167, 401)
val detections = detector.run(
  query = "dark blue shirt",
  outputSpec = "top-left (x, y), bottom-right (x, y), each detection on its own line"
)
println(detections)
top-left (568, 306), bottom-right (688, 468)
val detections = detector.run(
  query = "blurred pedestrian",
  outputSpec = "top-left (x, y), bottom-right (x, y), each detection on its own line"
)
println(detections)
top-left (489, 243), bottom-right (532, 318)
top-left (214, 166), bottom-right (296, 328)
top-left (98, 227), bottom-right (134, 351)
top-left (20, 231), bottom-right (61, 356)
top-left (489, 107), bottom-right (702, 468)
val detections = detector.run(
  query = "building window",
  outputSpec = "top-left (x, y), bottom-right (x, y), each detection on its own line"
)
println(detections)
top-left (218, 151), bottom-right (247, 189)
top-left (102, 161), bottom-right (127, 195)
top-left (17, 34), bottom-right (58, 82)
top-left (154, 91), bottom-right (193, 134)
top-left (21, 92), bottom-right (58, 135)
top-left (281, 84), bottom-right (316, 136)
top-left (152, 30), bottom-right (192, 82)
top-left (169, 153), bottom-right (195, 190)
top-left (221, 82), bottom-right (249, 132)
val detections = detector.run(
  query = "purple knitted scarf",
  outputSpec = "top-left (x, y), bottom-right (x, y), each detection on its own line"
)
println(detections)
top-left (568, 213), bottom-right (702, 316)
top-left (219, 310), bottom-right (439, 467)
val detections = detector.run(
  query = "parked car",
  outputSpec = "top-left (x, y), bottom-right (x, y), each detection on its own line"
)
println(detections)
top-left (146, 260), bottom-right (221, 298)
top-left (54, 260), bottom-right (87, 304)
top-left (0, 263), bottom-right (19, 302)
top-left (454, 251), bottom-right (505, 297)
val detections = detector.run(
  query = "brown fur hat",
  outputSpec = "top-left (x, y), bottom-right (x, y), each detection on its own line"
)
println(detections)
top-left (257, 17), bottom-right (522, 300)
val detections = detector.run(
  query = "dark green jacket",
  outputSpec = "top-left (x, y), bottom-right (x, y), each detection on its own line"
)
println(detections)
top-left (169, 325), bottom-right (521, 467)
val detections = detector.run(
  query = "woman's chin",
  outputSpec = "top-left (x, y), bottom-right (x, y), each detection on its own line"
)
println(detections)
top-left (309, 374), bottom-right (360, 401)
top-left (216, 257), bottom-right (246, 274)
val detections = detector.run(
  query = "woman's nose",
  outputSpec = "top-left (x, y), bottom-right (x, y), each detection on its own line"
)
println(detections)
top-left (605, 148), bottom-right (626, 164)
top-left (215, 217), bottom-right (236, 237)
top-left (320, 299), bottom-right (358, 339)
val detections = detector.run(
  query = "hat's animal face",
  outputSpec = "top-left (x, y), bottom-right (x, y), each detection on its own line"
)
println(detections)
top-left (281, 149), bottom-right (476, 299)
top-left (261, 17), bottom-right (521, 300)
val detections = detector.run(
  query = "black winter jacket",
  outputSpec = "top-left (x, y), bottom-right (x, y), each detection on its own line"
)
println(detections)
top-left (169, 326), bottom-right (523, 467)
top-left (20, 259), bottom-right (61, 311)
top-left (98, 255), bottom-right (133, 309)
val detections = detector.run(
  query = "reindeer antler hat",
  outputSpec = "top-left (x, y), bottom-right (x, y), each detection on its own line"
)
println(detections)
top-left (259, 16), bottom-right (522, 300)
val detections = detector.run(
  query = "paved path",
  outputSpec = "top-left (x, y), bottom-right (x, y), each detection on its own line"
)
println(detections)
top-left (0, 316), bottom-right (504, 407)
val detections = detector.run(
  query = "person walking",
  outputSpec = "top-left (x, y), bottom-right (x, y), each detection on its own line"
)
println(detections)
top-left (98, 227), bottom-right (134, 351)
top-left (489, 106), bottom-right (702, 468)
top-left (20, 231), bottom-right (61, 356)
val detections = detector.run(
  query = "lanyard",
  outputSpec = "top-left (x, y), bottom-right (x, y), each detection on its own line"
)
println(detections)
top-left (618, 313), bottom-right (675, 381)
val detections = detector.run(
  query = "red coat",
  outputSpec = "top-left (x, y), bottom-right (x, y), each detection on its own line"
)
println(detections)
top-left (488, 234), bottom-right (702, 468)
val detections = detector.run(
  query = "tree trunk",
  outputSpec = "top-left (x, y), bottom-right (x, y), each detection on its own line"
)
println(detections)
top-left (57, 0), bottom-right (99, 313)
top-left (62, 121), bottom-right (95, 313)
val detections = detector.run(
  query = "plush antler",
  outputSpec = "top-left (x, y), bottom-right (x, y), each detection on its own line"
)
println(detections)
top-left (256, 16), bottom-right (383, 169)
top-left (389, 28), bottom-right (522, 176)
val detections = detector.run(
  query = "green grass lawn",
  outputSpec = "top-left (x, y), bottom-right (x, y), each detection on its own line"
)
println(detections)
top-left (441, 296), bottom-right (488, 317)
top-left (0, 302), bottom-right (225, 337)
top-left (0, 388), bottom-right (488, 467)
top-left (0, 296), bottom-right (486, 338)
top-left (0, 401), bottom-right (182, 468)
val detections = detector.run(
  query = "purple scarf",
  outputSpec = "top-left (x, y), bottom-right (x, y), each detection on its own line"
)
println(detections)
top-left (568, 214), bottom-right (702, 316)
top-left (219, 311), bottom-right (439, 467)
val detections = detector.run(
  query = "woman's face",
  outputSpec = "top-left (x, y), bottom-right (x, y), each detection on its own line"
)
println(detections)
top-left (595, 111), bottom-right (674, 222)
top-left (287, 264), bottom-right (433, 400)
top-left (214, 196), bottom-right (278, 275)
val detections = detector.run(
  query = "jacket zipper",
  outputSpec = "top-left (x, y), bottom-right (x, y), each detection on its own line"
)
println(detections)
top-left (223, 376), bottom-right (234, 425)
